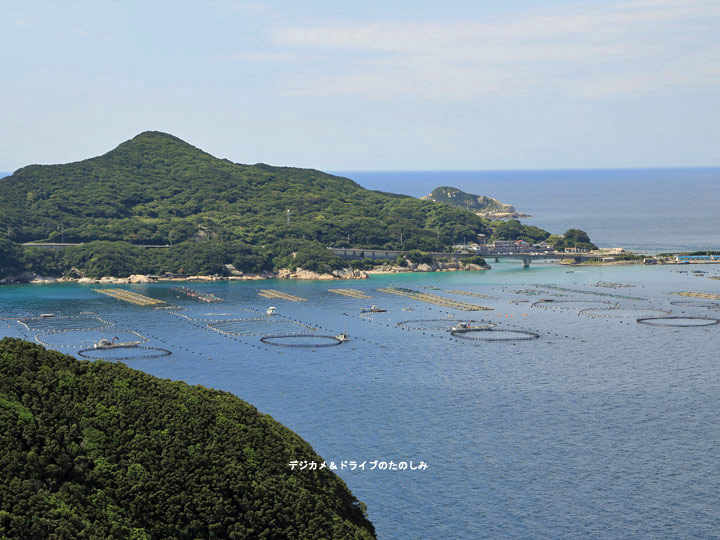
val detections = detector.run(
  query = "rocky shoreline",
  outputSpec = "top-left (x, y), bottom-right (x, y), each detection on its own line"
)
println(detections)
top-left (366, 260), bottom-right (489, 274)
top-left (0, 261), bottom-right (490, 285)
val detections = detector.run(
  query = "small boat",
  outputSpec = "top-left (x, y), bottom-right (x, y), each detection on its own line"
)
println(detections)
top-left (40, 313), bottom-right (55, 318)
top-left (94, 338), bottom-right (114, 349)
top-left (361, 305), bottom-right (387, 313)
top-left (94, 336), bottom-right (135, 349)
top-left (266, 306), bottom-right (277, 315)
top-left (335, 332), bottom-right (350, 342)
top-left (451, 322), bottom-right (470, 331)
top-left (402, 307), bottom-right (414, 311)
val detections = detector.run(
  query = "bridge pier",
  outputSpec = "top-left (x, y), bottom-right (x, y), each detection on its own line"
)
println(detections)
top-left (522, 256), bottom-right (530, 268)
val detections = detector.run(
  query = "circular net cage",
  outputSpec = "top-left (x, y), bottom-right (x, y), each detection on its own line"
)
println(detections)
top-left (636, 316), bottom-right (720, 327)
top-left (209, 318), bottom-right (316, 336)
top-left (78, 345), bottom-right (172, 361)
top-left (36, 329), bottom-right (147, 349)
top-left (21, 315), bottom-right (113, 333)
top-left (532, 299), bottom-right (618, 311)
top-left (259, 334), bottom-right (343, 347)
top-left (450, 328), bottom-right (540, 341)
top-left (396, 318), bottom-right (496, 331)
top-left (580, 307), bottom-right (671, 319)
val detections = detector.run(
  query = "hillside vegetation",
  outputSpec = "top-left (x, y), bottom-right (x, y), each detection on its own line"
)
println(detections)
top-left (0, 338), bottom-right (376, 540)
top-left (0, 132), bottom-right (487, 251)
top-left (0, 133), bottom-right (596, 279)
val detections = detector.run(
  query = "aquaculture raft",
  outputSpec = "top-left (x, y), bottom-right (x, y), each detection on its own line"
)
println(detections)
top-left (258, 289), bottom-right (307, 302)
top-left (531, 299), bottom-right (619, 310)
top-left (378, 287), bottom-right (492, 311)
top-left (670, 300), bottom-right (720, 309)
top-left (669, 292), bottom-right (720, 301)
top-left (579, 307), bottom-right (671, 319)
top-left (172, 286), bottom-right (224, 303)
top-left (594, 281), bottom-right (635, 289)
top-left (329, 289), bottom-right (372, 299)
top-left (533, 284), bottom-right (645, 301)
top-left (445, 289), bottom-right (495, 299)
top-left (93, 288), bottom-right (164, 306)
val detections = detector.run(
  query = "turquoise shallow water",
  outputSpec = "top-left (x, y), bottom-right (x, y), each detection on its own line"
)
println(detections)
top-left (2, 262), bottom-right (720, 539)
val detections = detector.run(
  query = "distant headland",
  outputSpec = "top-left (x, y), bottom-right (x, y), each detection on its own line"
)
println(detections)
top-left (421, 186), bottom-right (531, 219)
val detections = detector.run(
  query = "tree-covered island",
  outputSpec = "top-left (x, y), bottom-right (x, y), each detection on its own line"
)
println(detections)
top-left (0, 132), bottom-right (595, 281)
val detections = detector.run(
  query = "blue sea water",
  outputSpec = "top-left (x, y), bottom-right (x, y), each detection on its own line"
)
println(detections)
top-left (2, 264), bottom-right (720, 539)
top-left (335, 168), bottom-right (720, 253)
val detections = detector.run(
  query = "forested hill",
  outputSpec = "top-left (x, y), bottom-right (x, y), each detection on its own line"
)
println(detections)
top-left (0, 131), bottom-right (486, 251)
top-left (0, 338), bottom-right (376, 540)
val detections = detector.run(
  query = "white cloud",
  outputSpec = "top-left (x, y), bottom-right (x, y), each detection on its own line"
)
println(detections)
top-left (265, 0), bottom-right (720, 99)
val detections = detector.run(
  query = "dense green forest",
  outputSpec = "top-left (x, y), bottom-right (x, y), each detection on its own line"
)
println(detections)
top-left (0, 132), bottom-right (487, 251)
top-left (0, 132), bottom-right (595, 279)
top-left (0, 338), bottom-right (376, 540)
top-left (552, 229), bottom-right (597, 251)
top-left (484, 220), bottom-right (597, 250)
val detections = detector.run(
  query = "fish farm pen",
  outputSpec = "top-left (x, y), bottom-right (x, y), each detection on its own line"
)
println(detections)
top-left (258, 289), bottom-right (308, 302)
top-left (259, 334), bottom-right (344, 347)
top-left (444, 289), bottom-right (495, 299)
top-left (172, 286), bottom-right (224, 303)
top-left (329, 289), bottom-right (372, 298)
top-left (670, 300), bottom-right (720, 309)
top-left (533, 284), bottom-right (646, 301)
top-left (77, 345), bottom-right (173, 360)
top-left (636, 316), bottom-right (720, 327)
top-left (93, 288), bottom-right (165, 305)
top-left (450, 328), bottom-right (540, 341)
top-left (377, 287), bottom-right (492, 311)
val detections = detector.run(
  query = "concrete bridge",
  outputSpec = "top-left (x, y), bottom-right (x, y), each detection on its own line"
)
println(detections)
top-left (329, 247), bottom-right (591, 267)
top-left (485, 252), bottom-right (592, 267)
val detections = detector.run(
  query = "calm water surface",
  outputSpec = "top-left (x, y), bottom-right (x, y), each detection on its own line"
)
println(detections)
top-left (2, 263), bottom-right (719, 539)
top-left (336, 169), bottom-right (720, 253)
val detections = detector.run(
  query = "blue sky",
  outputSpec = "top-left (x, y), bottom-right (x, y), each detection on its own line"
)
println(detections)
top-left (1, 0), bottom-right (719, 171)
